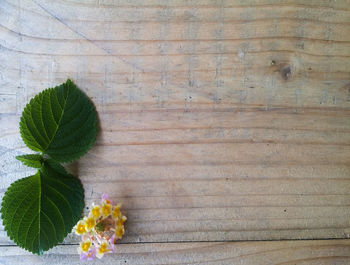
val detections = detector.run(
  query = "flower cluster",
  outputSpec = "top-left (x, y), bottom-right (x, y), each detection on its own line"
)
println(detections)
top-left (74, 194), bottom-right (127, 261)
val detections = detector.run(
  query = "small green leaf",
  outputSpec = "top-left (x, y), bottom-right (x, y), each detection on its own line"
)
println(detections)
top-left (16, 154), bottom-right (43, 168)
top-left (19, 79), bottom-right (98, 163)
top-left (0, 161), bottom-right (84, 255)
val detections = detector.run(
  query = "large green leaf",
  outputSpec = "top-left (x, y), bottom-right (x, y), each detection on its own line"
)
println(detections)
top-left (0, 161), bottom-right (84, 255)
top-left (19, 79), bottom-right (97, 163)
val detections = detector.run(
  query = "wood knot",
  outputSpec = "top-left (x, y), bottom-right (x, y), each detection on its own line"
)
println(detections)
top-left (345, 84), bottom-right (350, 101)
top-left (281, 65), bottom-right (292, 81)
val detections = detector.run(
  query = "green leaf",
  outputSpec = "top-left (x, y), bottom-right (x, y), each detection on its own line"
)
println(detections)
top-left (16, 154), bottom-right (43, 168)
top-left (44, 159), bottom-right (68, 175)
top-left (1, 79), bottom-right (94, 255)
top-left (0, 161), bottom-right (84, 255)
top-left (19, 79), bottom-right (98, 163)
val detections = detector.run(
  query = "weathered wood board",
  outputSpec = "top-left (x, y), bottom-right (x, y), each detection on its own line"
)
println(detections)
top-left (0, 0), bottom-right (350, 263)
top-left (1, 240), bottom-right (350, 265)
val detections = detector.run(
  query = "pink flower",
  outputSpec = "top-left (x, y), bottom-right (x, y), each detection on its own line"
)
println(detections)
top-left (101, 193), bottom-right (114, 204)
top-left (108, 234), bottom-right (116, 252)
top-left (80, 247), bottom-right (96, 261)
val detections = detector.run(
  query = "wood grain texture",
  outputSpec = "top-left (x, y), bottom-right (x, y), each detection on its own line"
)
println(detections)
top-left (0, 0), bottom-right (350, 263)
top-left (1, 240), bottom-right (350, 265)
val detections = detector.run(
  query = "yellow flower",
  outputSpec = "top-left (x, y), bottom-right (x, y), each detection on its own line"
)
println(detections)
top-left (115, 225), bottom-right (125, 239)
top-left (85, 216), bottom-right (95, 232)
top-left (117, 216), bottom-right (127, 227)
top-left (91, 205), bottom-right (101, 219)
top-left (96, 241), bottom-right (111, 259)
top-left (75, 195), bottom-right (127, 260)
top-left (78, 239), bottom-right (91, 254)
top-left (75, 220), bottom-right (86, 235)
top-left (101, 203), bottom-right (112, 217)
top-left (112, 204), bottom-right (122, 219)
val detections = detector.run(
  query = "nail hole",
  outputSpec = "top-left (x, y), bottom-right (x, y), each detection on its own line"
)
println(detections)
top-left (281, 66), bottom-right (292, 80)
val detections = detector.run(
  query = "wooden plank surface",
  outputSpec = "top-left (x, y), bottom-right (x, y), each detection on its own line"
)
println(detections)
top-left (1, 240), bottom-right (350, 265)
top-left (0, 0), bottom-right (350, 263)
